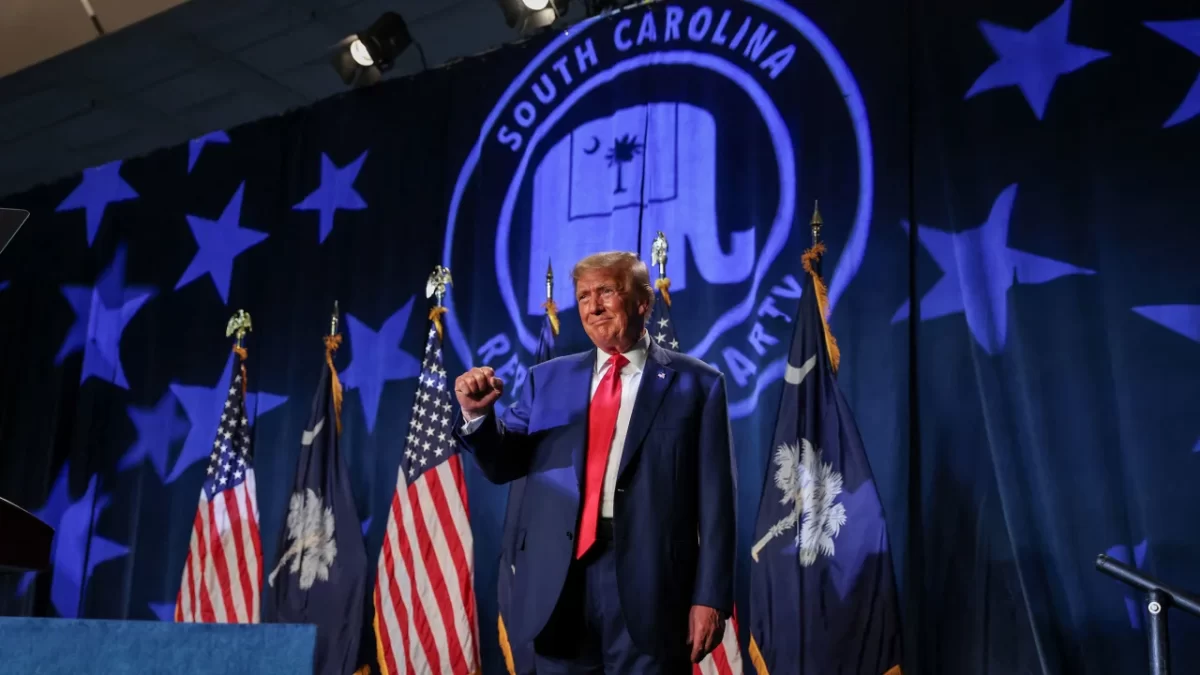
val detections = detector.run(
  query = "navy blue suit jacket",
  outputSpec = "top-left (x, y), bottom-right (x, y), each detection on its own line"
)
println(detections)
top-left (455, 341), bottom-right (736, 660)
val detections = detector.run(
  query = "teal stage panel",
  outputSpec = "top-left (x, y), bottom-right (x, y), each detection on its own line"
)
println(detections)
top-left (0, 618), bottom-right (315, 674)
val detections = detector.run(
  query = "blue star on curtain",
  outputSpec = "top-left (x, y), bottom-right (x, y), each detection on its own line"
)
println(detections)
top-left (175, 182), bottom-right (269, 304)
top-left (891, 184), bottom-right (1094, 355)
top-left (55, 160), bottom-right (138, 246)
top-left (293, 151), bottom-right (370, 244)
top-left (339, 297), bottom-right (422, 434)
top-left (965, 0), bottom-right (1109, 120)
top-left (54, 245), bottom-right (155, 388)
top-left (17, 465), bottom-right (128, 618)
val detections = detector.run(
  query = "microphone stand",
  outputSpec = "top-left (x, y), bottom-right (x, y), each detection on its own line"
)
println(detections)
top-left (1096, 553), bottom-right (1200, 675)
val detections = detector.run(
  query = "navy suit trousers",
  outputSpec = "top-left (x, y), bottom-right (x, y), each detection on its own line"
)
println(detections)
top-left (533, 539), bottom-right (692, 675)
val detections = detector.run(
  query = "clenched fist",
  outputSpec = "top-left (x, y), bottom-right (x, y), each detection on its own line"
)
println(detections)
top-left (454, 366), bottom-right (505, 418)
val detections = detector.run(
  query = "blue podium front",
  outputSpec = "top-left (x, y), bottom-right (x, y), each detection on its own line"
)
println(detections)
top-left (0, 618), bottom-right (316, 674)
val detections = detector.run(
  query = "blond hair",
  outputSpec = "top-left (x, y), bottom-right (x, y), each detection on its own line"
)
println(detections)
top-left (571, 251), bottom-right (654, 308)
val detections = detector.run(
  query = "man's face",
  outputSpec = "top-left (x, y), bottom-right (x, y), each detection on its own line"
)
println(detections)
top-left (575, 267), bottom-right (648, 353)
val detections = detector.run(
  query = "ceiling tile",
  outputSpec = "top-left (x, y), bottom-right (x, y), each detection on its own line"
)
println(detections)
top-left (77, 34), bottom-right (200, 96)
top-left (233, 20), bottom-right (350, 76)
top-left (272, 61), bottom-right (347, 101)
top-left (0, 0), bottom-right (534, 199)
top-left (52, 104), bottom-right (138, 149)
top-left (197, 4), bottom-right (312, 54)
top-left (161, 0), bottom-right (282, 36)
top-left (133, 65), bottom-right (239, 113)
top-left (0, 88), bottom-right (94, 143)
top-left (0, 132), bottom-right (70, 173)
top-left (178, 89), bottom-right (284, 132)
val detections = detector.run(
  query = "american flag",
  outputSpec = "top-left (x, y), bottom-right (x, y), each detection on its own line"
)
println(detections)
top-left (648, 284), bottom-right (681, 352)
top-left (374, 318), bottom-right (480, 675)
top-left (698, 611), bottom-right (744, 675)
top-left (650, 279), bottom-right (744, 675)
top-left (175, 349), bottom-right (263, 623)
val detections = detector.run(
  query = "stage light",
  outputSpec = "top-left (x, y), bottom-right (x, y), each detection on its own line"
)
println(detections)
top-left (496, 0), bottom-right (566, 34)
top-left (349, 40), bottom-right (374, 67)
top-left (331, 12), bottom-right (413, 87)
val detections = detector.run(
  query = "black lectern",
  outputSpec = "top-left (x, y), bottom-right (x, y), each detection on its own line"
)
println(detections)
top-left (0, 210), bottom-right (42, 573)
top-left (0, 496), bottom-right (53, 573)
top-left (0, 208), bottom-right (27, 256)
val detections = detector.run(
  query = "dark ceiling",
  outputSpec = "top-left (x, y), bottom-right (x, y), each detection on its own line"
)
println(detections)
top-left (0, 0), bottom-right (548, 199)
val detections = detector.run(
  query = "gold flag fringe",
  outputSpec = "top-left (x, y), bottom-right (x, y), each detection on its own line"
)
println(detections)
top-left (498, 614), bottom-right (518, 675)
top-left (542, 299), bottom-right (560, 336)
top-left (429, 306), bottom-right (447, 340)
top-left (232, 345), bottom-right (249, 400)
top-left (749, 635), bottom-right (899, 675)
top-left (324, 333), bottom-right (344, 435)
top-left (372, 596), bottom-right (388, 675)
top-left (801, 243), bottom-right (840, 373)
top-left (748, 636), bottom-right (769, 675)
top-left (655, 277), bottom-right (672, 307)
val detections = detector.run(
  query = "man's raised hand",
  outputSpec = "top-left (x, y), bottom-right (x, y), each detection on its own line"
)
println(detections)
top-left (454, 366), bottom-right (505, 418)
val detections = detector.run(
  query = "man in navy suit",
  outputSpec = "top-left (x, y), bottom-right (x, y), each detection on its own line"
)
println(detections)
top-left (454, 251), bottom-right (735, 674)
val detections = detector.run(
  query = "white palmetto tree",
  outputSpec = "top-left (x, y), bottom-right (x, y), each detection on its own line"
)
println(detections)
top-left (268, 488), bottom-right (337, 590)
top-left (751, 439), bottom-right (847, 566)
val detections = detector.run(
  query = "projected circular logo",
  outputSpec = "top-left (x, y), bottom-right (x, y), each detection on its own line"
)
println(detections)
top-left (442, 0), bottom-right (872, 417)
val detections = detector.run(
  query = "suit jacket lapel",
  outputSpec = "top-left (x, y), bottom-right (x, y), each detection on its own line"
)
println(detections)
top-left (617, 341), bottom-right (675, 482)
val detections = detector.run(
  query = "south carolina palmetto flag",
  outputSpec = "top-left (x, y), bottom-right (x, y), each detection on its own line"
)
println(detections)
top-left (649, 273), bottom-right (744, 675)
top-left (373, 306), bottom-right (480, 674)
top-left (748, 244), bottom-right (902, 675)
top-left (265, 334), bottom-right (368, 675)
top-left (175, 346), bottom-right (263, 623)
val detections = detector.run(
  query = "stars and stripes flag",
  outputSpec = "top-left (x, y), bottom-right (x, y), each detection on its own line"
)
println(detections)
top-left (747, 244), bottom-right (902, 675)
top-left (649, 275), bottom-right (745, 675)
top-left (649, 277), bottom-right (681, 351)
top-left (175, 346), bottom-right (263, 623)
top-left (374, 311), bottom-right (480, 675)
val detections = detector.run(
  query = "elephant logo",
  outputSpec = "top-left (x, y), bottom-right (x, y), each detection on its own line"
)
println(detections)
top-left (443, 0), bottom-right (874, 418)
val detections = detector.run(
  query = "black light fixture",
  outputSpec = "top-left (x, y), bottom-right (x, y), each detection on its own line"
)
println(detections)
top-left (582, 0), bottom-right (654, 17)
top-left (497, 0), bottom-right (568, 35)
top-left (331, 12), bottom-right (413, 87)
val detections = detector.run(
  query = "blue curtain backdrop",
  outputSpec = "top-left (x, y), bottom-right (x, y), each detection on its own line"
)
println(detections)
top-left (2, 0), bottom-right (1198, 673)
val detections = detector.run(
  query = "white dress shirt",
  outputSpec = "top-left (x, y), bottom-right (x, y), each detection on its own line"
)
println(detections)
top-left (461, 332), bottom-right (650, 518)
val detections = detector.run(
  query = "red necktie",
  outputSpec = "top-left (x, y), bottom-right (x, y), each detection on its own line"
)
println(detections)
top-left (576, 352), bottom-right (629, 559)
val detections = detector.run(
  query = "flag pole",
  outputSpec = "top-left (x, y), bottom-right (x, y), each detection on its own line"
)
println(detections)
top-left (225, 309), bottom-right (252, 350)
top-left (651, 231), bottom-right (671, 307)
top-left (225, 309), bottom-right (252, 398)
top-left (426, 265), bottom-right (452, 339)
top-left (543, 259), bottom-right (559, 335)
top-left (810, 200), bottom-right (824, 276)
top-left (801, 200), bottom-right (839, 372)
top-left (326, 300), bottom-right (344, 432)
top-left (811, 199), bottom-right (823, 247)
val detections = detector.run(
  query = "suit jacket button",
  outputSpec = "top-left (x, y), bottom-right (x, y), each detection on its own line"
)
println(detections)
top-left (566, 531), bottom-right (573, 540)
